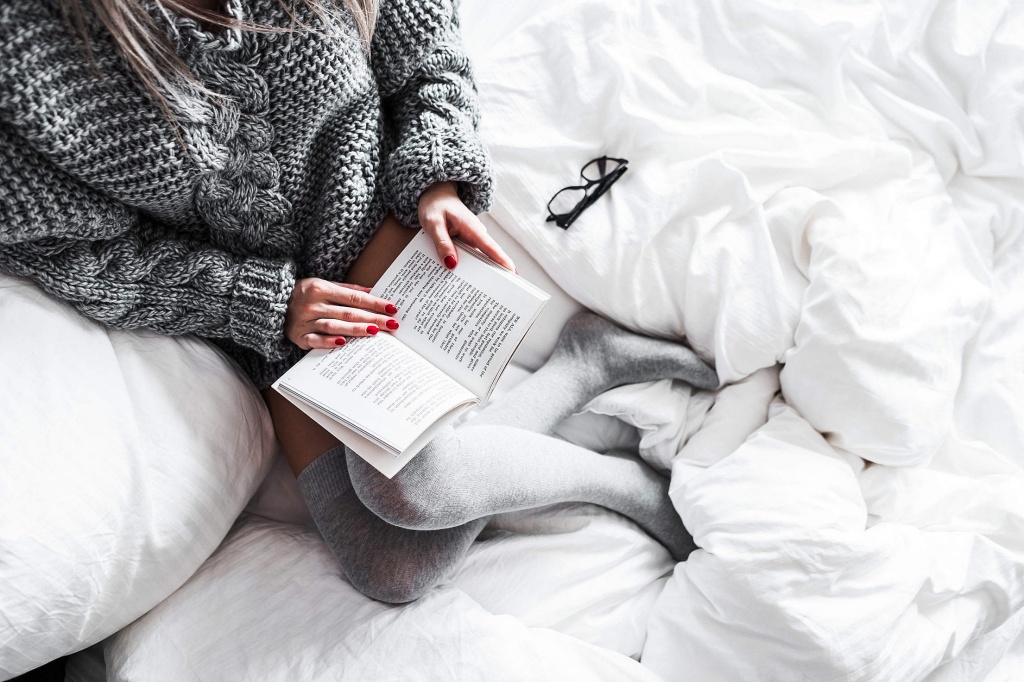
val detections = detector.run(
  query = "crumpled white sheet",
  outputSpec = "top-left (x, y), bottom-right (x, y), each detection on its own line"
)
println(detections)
top-left (104, 509), bottom-right (671, 681)
top-left (472, 0), bottom-right (1024, 679)
top-left (480, 0), bottom-right (1000, 469)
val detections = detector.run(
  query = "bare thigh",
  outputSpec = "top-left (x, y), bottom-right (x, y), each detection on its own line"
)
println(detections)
top-left (261, 214), bottom-right (417, 477)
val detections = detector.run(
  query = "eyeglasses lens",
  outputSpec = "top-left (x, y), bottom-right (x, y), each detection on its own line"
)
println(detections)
top-left (549, 186), bottom-right (588, 216)
top-left (581, 157), bottom-right (625, 183)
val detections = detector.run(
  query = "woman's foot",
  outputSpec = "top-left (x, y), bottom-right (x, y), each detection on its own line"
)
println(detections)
top-left (601, 449), bottom-right (698, 562)
top-left (470, 311), bottom-right (718, 434)
top-left (549, 312), bottom-right (719, 392)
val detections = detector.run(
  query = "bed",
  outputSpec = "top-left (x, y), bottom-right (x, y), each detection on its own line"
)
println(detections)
top-left (3, 0), bottom-right (1023, 679)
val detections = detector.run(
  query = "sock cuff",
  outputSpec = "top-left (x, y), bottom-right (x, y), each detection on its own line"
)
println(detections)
top-left (296, 443), bottom-right (354, 504)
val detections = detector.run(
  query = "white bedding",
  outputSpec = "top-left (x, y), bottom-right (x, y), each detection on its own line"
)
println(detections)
top-left (0, 276), bottom-right (278, 678)
top-left (6, 0), bottom-right (1024, 679)
top-left (472, 0), bottom-right (1024, 679)
top-left (103, 510), bottom-right (669, 681)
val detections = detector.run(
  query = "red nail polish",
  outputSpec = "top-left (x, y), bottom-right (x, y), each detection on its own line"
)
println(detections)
top-left (386, 319), bottom-right (399, 330)
top-left (444, 255), bottom-right (457, 269)
top-left (367, 325), bottom-right (379, 335)
top-left (335, 337), bottom-right (346, 346)
top-left (385, 303), bottom-right (398, 315)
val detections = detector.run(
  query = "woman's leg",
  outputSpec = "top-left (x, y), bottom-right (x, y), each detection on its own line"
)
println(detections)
top-left (469, 312), bottom-right (719, 432)
top-left (297, 443), bottom-right (488, 604)
top-left (261, 388), bottom-right (486, 603)
top-left (347, 312), bottom-right (718, 561)
top-left (262, 214), bottom-right (485, 604)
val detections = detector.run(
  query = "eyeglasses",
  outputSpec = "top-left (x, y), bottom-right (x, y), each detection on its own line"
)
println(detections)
top-left (545, 156), bottom-right (629, 229)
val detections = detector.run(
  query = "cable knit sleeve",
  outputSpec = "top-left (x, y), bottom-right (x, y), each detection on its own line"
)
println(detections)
top-left (370, 0), bottom-right (494, 227)
top-left (0, 124), bottom-right (296, 361)
top-left (0, 0), bottom-right (296, 362)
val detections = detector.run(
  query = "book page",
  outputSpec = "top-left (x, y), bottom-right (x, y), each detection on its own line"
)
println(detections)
top-left (371, 231), bottom-right (549, 398)
top-left (282, 396), bottom-right (473, 479)
top-left (273, 333), bottom-right (476, 454)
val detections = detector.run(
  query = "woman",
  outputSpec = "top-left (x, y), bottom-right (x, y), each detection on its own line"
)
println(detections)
top-left (0, 0), bottom-right (717, 602)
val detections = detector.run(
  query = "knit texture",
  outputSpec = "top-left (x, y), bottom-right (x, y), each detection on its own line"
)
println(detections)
top-left (0, 0), bottom-right (494, 388)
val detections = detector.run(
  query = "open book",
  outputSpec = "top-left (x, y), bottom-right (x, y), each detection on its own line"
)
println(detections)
top-left (272, 230), bottom-right (549, 478)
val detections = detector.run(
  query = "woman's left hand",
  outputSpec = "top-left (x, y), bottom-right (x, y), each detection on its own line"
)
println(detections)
top-left (417, 181), bottom-right (516, 273)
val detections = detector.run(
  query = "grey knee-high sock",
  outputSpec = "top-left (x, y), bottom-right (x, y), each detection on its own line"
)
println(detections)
top-left (298, 444), bottom-right (487, 604)
top-left (470, 311), bottom-right (718, 434)
top-left (347, 312), bottom-right (713, 561)
top-left (347, 428), bottom-right (697, 560)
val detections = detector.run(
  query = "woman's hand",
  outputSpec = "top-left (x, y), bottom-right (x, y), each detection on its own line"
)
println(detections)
top-left (284, 278), bottom-right (399, 349)
top-left (418, 181), bottom-right (516, 273)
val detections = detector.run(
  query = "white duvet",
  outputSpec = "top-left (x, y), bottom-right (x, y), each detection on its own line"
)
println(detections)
top-left (474, 0), bottom-right (1024, 679)
top-left (5, 0), bottom-right (1024, 679)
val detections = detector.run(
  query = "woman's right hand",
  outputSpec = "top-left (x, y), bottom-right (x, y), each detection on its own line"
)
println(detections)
top-left (284, 277), bottom-right (399, 349)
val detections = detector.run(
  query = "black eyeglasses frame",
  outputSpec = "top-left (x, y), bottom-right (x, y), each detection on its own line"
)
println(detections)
top-left (545, 156), bottom-right (629, 230)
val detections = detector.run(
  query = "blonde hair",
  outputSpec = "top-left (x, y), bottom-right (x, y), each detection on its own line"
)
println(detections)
top-left (61, 0), bottom-right (379, 121)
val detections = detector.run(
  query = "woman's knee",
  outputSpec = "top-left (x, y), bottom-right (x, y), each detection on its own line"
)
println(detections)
top-left (347, 570), bottom-right (433, 604)
top-left (347, 431), bottom-right (471, 530)
top-left (341, 545), bottom-right (448, 604)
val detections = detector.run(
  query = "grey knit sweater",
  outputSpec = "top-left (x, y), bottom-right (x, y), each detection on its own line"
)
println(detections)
top-left (0, 0), bottom-right (494, 388)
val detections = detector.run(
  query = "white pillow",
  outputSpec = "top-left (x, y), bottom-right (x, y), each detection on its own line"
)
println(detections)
top-left (0, 275), bottom-right (277, 677)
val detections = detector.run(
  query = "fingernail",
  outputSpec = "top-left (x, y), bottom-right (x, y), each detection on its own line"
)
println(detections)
top-left (335, 337), bottom-right (346, 346)
top-left (386, 319), bottom-right (399, 330)
top-left (385, 303), bottom-right (398, 315)
top-left (514, 269), bottom-right (519, 275)
top-left (367, 325), bottom-right (379, 335)
top-left (444, 255), bottom-right (457, 270)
